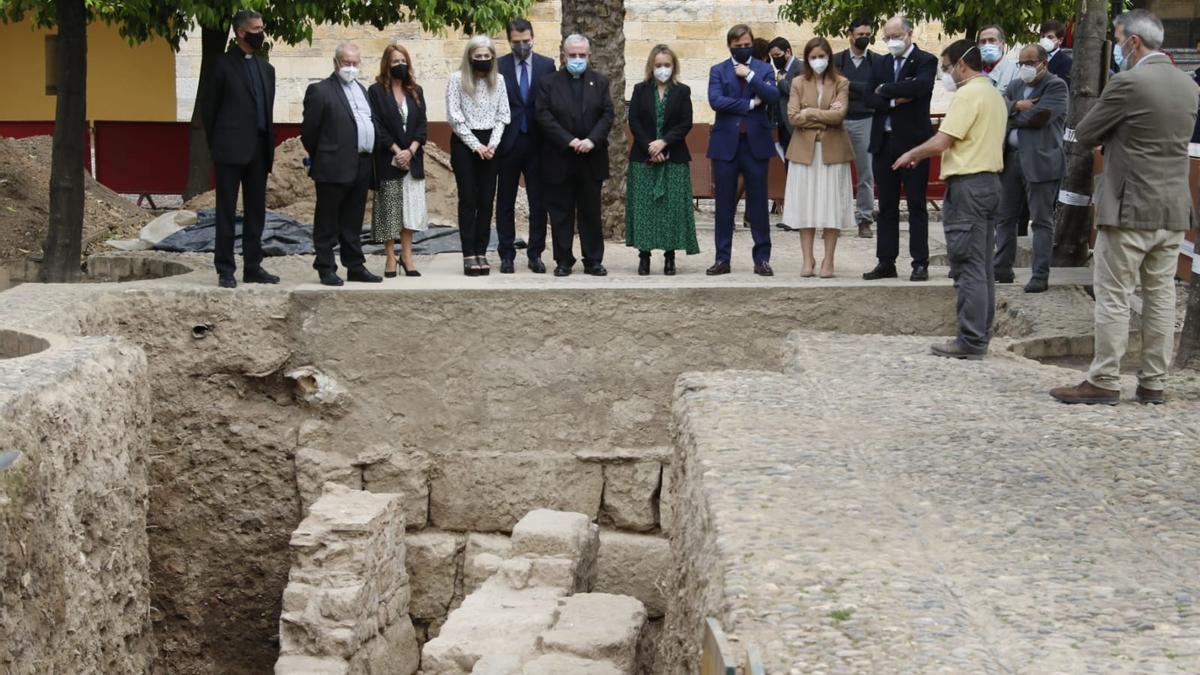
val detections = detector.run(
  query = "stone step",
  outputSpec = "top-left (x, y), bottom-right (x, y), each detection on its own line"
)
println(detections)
top-left (539, 593), bottom-right (647, 674)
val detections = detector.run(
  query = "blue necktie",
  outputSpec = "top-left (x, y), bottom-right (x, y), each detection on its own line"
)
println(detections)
top-left (519, 61), bottom-right (530, 133)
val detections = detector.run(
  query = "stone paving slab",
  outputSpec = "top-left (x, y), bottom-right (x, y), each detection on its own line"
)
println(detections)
top-left (673, 331), bottom-right (1200, 674)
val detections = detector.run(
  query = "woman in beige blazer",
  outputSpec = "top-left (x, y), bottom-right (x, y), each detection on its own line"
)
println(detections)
top-left (783, 37), bottom-right (854, 278)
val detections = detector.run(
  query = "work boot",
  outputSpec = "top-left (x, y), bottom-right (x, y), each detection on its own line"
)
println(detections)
top-left (930, 340), bottom-right (986, 360)
top-left (1135, 386), bottom-right (1165, 405)
top-left (1049, 381), bottom-right (1120, 405)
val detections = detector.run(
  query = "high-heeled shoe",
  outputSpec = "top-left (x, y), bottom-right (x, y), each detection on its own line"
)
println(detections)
top-left (384, 264), bottom-right (398, 279)
top-left (463, 257), bottom-right (477, 277)
top-left (638, 251), bottom-right (651, 276)
top-left (400, 259), bottom-right (421, 277)
top-left (477, 256), bottom-right (491, 276)
top-left (663, 251), bottom-right (676, 276)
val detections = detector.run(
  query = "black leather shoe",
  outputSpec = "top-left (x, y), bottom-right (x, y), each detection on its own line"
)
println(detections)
top-left (529, 257), bottom-right (547, 274)
top-left (218, 275), bottom-right (237, 289)
top-left (384, 269), bottom-right (398, 279)
top-left (347, 267), bottom-right (383, 283)
top-left (1024, 277), bottom-right (1048, 293)
top-left (500, 258), bottom-right (515, 274)
top-left (706, 261), bottom-right (731, 276)
top-left (754, 262), bottom-right (774, 277)
top-left (862, 265), bottom-right (898, 280)
top-left (995, 270), bottom-right (1015, 284)
top-left (584, 264), bottom-right (608, 277)
top-left (319, 272), bottom-right (344, 287)
top-left (664, 251), bottom-right (676, 276)
top-left (910, 265), bottom-right (929, 282)
top-left (638, 251), bottom-right (651, 276)
top-left (553, 264), bottom-right (572, 277)
top-left (243, 267), bottom-right (279, 284)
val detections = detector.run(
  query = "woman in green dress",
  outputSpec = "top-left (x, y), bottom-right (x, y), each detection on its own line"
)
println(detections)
top-left (626, 44), bottom-right (699, 275)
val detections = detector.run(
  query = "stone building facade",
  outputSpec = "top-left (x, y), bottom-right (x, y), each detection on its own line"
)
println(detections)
top-left (175, 0), bottom-right (960, 126)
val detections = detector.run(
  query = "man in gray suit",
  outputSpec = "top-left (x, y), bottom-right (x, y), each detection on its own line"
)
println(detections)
top-left (1051, 10), bottom-right (1199, 405)
top-left (994, 44), bottom-right (1068, 293)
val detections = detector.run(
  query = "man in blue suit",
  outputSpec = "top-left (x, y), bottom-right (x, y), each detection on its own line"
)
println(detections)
top-left (706, 24), bottom-right (781, 276)
top-left (496, 18), bottom-right (557, 274)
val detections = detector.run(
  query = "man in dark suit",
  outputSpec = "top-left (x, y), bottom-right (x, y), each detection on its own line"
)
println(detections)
top-left (300, 42), bottom-right (382, 286)
top-left (706, 24), bottom-right (781, 276)
top-left (864, 15), bottom-right (937, 282)
top-left (995, 44), bottom-right (1069, 293)
top-left (768, 37), bottom-right (804, 154)
top-left (200, 9), bottom-right (278, 289)
top-left (534, 34), bottom-right (615, 277)
top-left (1039, 20), bottom-right (1073, 91)
top-left (496, 18), bottom-right (557, 274)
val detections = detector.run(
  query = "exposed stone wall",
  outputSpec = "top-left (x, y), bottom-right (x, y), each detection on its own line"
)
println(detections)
top-left (0, 335), bottom-right (154, 674)
top-left (174, 1), bottom-right (960, 125)
top-left (277, 483), bottom-right (419, 675)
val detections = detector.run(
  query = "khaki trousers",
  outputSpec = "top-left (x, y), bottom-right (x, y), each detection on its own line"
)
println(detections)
top-left (1088, 226), bottom-right (1185, 391)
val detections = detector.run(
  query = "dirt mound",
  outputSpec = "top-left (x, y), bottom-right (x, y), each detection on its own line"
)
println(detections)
top-left (183, 138), bottom-right (532, 228)
top-left (0, 135), bottom-right (151, 260)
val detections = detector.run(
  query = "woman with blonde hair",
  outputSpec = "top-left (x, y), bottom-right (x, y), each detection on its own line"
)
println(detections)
top-left (625, 43), bottom-right (698, 274)
top-left (783, 36), bottom-right (854, 278)
top-left (447, 35), bottom-right (511, 276)
top-left (368, 42), bottom-right (428, 277)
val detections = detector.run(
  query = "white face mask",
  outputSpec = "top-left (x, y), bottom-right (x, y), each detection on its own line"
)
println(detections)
top-left (942, 71), bottom-right (958, 92)
top-left (808, 58), bottom-right (829, 74)
top-left (337, 65), bottom-right (360, 83)
top-left (887, 39), bottom-right (907, 57)
top-left (1038, 37), bottom-right (1058, 53)
top-left (653, 66), bottom-right (672, 83)
top-left (1017, 64), bottom-right (1039, 84)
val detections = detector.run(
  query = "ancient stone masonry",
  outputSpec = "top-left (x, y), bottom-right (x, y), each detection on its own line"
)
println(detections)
top-left (276, 483), bottom-right (419, 675)
top-left (421, 509), bottom-right (648, 674)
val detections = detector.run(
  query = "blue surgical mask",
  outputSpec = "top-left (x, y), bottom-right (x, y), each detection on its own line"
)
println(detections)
top-left (1112, 38), bottom-right (1129, 70)
top-left (979, 44), bottom-right (1002, 64)
top-left (566, 57), bottom-right (588, 76)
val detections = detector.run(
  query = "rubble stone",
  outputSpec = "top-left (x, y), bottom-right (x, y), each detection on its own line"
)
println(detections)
top-left (358, 446), bottom-right (431, 530)
top-left (595, 531), bottom-right (670, 618)
top-left (404, 531), bottom-right (463, 620)
top-left (600, 460), bottom-right (662, 532)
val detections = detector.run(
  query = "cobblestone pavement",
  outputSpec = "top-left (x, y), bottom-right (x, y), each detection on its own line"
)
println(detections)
top-left (674, 332), bottom-right (1200, 674)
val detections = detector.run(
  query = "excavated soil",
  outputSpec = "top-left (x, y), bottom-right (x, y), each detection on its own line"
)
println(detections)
top-left (0, 135), bottom-right (151, 260)
top-left (183, 138), bottom-right (468, 226)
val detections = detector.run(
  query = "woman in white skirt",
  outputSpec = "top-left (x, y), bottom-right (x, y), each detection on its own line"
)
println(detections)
top-left (783, 37), bottom-right (854, 278)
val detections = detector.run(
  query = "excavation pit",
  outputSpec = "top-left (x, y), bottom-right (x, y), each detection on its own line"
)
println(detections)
top-left (4, 247), bottom-right (1195, 674)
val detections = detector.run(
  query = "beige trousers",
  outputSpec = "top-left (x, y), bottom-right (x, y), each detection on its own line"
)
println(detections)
top-left (1088, 226), bottom-right (1185, 391)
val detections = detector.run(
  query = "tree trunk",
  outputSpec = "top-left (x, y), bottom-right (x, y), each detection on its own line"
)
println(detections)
top-left (561, 0), bottom-right (627, 240)
top-left (1051, 0), bottom-right (1109, 266)
top-left (40, 0), bottom-right (87, 283)
top-left (1178, 262), bottom-right (1200, 369)
top-left (183, 25), bottom-right (231, 201)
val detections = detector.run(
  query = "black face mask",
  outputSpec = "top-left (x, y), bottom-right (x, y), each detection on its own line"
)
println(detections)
top-left (390, 64), bottom-right (410, 82)
top-left (771, 55), bottom-right (788, 70)
top-left (471, 58), bottom-right (494, 73)
top-left (730, 46), bottom-right (753, 64)
top-left (853, 36), bottom-right (871, 51)
top-left (244, 31), bottom-right (265, 51)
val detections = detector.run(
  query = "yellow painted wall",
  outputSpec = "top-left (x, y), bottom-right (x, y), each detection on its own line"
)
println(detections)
top-left (0, 19), bottom-right (175, 121)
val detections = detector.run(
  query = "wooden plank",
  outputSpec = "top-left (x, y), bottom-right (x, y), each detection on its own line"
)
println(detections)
top-left (700, 618), bottom-right (737, 675)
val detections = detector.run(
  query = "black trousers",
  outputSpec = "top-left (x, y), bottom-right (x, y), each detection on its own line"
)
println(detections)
top-left (496, 133), bottom-right (548, 261)
top-left (213, 133), bottom-right (269, 277)
top-left (312, 155), bottom-right (370, 275)
top-left (873, 133), bottom-right (930, 268)
top-left (450, 132), bottom-right (499, 257)
top-left (546, 157), bottom-right (604, 267)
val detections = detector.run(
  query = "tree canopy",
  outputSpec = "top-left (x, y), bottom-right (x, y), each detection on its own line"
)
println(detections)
top-left (770, 0), bottom-right (1075, 42)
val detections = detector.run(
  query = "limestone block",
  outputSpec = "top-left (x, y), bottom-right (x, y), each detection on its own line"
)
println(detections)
top-left (462, 533), bottom-right (512, 597)
top-left (430, 453), bottom-right (603, 532)
top-left (538, 594), bottom-right (647, 673)
top-left (420, 583), bottom-right (564, 675)
top-left (600, 461), bottom-right (661, 532)
top-left (405, 531), bottom-right (463, 620)
top-left (296, 447), bottom-right (362, 510)
top-left (275, 654), bottom-right (349, 675)
top-left (521, 654), bottom-right (624, 675)
top-left (594, 531), bottom-right (669, 619)
top-left (511, 509), bottom-right (600, 592)
top-left (658, 468), bottom-right (675, 536)
top-left (496, 557), bottom-right (579, 593)
top-left (349, 616), bottom-right (420, 675)
top-left (358, 447), bottom-right (431, 529)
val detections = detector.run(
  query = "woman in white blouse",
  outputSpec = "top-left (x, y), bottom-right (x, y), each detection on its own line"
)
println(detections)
top-left (447, 35), bottom-right (511, 276)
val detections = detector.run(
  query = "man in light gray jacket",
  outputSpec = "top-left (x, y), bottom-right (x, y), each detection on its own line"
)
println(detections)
top-left (1051, 10), bottom-right (1199, 405)
top-left (994, 43), bottom-right (1068, 293)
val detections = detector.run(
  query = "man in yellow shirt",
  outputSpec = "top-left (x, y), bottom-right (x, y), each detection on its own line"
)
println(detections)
top-left (894, 39), bottom-right (1008, 359)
